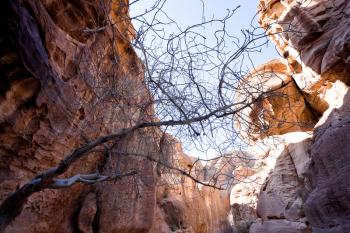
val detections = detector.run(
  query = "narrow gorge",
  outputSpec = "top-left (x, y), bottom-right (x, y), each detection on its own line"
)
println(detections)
top-left (0, 0), bottom-right (349, 233)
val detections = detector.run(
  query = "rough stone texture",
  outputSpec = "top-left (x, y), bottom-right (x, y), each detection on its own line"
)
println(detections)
top-left (2, 0), bottom-right (350, 232)
top-left (256, 147), bottom-right (302, 221)
top-left (249, 219), bottom-right (310, 233)
top-left (78, 193), bottom-right (97, 233)
top-left (235, 59), bottom-right (317, 141)
top-left (238, 0), bottom-right (350, 232)
top-left (304, 91), bottom-right (350, 232)
top-left (258, 0), bottom-right (350, 74)
top-left (152, 136), bottom-right (233, 233)
top-left (0, 0), bottom-right (162, 232)
top-left (258, 0), bottom-right (350, 115)
top-left (230, 170), bottom-right (262, 232)
top-left (0, 1), bottom-right (233, 233)
top-left (229, 132), bottom-right (312, 232)
top-left (204, 152), bottom-right (255, 190)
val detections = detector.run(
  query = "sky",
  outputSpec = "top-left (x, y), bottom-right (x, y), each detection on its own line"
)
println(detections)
top-left (130, 0), bottom-right (279, 65)
top-left (130, 0), bottom-right (280, 158)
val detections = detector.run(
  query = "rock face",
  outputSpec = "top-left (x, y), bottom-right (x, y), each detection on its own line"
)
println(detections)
top-left (258, 0), bottom-right (350, 115)
top-left (230, 131), bottom-right (313, 233)
top-left (0, 0), bottom-right (232, 233)
top-left (0, 0), bottom-right (158, 232)
top-left (230, 0), bottom-right (350, 232)
top-left (150, 135), bottom-right (233, 233)
top-left (304, 92), bottom-right (350, 232)
top-left (258, 0), bottom-right (350, 232)
top-left (2, 0), bottom-right (350, 232)
top-left (235, 59), bottom-right (317, 141)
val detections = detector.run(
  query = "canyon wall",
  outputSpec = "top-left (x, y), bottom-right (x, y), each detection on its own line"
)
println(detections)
top-left (1, 0), bottom-right (350, 232)
top-left (231, 0), bottom-right (350, 232)
top-left (0, 0), bottom-right (158, 232)
top-left (0, 0), bottom-right (232, 232)
top-left (151, 136), bottom-right (232, 233)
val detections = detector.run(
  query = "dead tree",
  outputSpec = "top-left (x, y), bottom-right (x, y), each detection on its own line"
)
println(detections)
top-left (0, 0), bottom-right (293, 231)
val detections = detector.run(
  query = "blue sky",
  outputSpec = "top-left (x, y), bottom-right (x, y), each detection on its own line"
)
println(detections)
top-left (130, 0), bottom-right (280, 158)
top-left (130, 0), bottom-right (279, 67)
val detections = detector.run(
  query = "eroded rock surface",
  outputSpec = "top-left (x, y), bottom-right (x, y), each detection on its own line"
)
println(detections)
top-left (0, 0), bottom-right (233, 233)
top-left (0, 0), bottom-right (160, 232)
top-left (2, 0), bottom-right (350, 232)
top-left (235, 59), bottom-right (317, 141)
top-left (304, 91), bottom-right (350, 232)
top-left (231, 0), bottom-right (350, 232)
top-left (152, 136), bottom-right (233, 233)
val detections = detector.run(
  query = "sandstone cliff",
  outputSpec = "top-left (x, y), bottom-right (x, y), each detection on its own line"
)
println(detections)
top-left (0, 0), bottom-right (232, 233)
top-left (0, 0), bottom-right (158, 232)
top-left (1, 0), bottom-right (350, 233)
top-left (151, 136), bottom-right (232, 233)
top-left (230, 0), bottom-right (350, 232)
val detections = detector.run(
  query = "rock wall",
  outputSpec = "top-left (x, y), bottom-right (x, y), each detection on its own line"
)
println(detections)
top-left (231, 0), bottom-right (350, 232)
top-left (151, 136), bottom-right (232, 233)
top-left (0, 0), bottom-right (232, 233)
top-left (0, 0), bottom-right (159, 232)
top-left (2, 0), bottom-right (350, 232)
